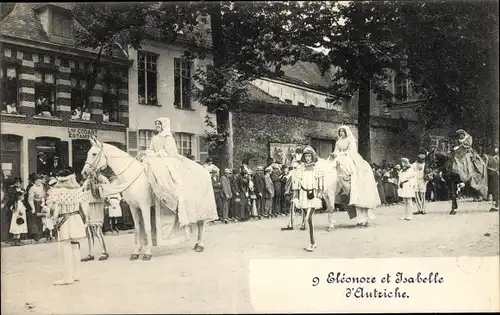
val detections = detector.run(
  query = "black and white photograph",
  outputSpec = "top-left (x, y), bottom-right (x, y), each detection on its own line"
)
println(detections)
top-left (0, 1), bottom-right (498, 313)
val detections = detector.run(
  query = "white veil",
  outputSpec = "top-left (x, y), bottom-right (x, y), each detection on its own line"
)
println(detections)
top-left (336, 125), bottom-right (359, 156)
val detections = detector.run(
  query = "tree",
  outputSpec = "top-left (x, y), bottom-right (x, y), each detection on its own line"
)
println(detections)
top-left (305, 1), bottom-right (404, 162)
top-left (394, 1), bottom-right (499, 150)
top-left (72, 2), bottom-right (324, 169)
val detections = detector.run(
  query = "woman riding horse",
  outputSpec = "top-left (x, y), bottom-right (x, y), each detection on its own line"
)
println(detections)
top-left (331, 125), bottom-right (381, 226)
top-left (139, 117), bottom-right (218, 251)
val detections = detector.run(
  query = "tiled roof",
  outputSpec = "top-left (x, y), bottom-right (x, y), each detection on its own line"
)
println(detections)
top-left (0, 3), bottom-right (49, 42)
top-left (246, 83), bottom-right (286, 105)
top-left (32, 3), bottom-right (75, 11)
top-left (280, 60), bottom-right (336, 90)
top-left (0, 3), bottom-right (128, 60)
top-left (0, 3), bottom-right (15, 20)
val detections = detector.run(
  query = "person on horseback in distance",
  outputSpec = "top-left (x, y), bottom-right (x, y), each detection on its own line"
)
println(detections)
top-left (137, 117), bottom-right (218, 250)
top-left (448, 129), bottom-right (488, 201)
top-left (330, 125), bottom-right (381, 226)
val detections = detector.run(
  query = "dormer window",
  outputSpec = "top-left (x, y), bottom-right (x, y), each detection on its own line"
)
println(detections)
top-left (51, 11), bottom-right (73, 38)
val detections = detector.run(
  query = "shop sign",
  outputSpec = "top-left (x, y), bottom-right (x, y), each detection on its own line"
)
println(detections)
top-left (68, 128), bottom-right (98, 139)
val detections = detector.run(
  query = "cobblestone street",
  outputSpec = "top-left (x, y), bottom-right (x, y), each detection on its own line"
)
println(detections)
top-left (1, 200), bottom-right (498, 314)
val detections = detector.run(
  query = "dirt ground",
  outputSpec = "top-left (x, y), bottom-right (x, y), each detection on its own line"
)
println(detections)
top-left (1, 199), bottom-right (498, 314)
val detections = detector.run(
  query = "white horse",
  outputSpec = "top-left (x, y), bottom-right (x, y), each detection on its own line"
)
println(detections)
top-left (81, 136), bottom-right (207, 261)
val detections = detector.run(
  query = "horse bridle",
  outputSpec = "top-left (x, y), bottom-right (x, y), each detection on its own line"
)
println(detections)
top-left (84, 144), bottom-right (137, 177)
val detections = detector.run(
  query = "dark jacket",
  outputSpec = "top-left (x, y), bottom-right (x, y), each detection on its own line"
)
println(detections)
top-left (211, 175), bottom-right (224, 198)
top-left (237, 174), bottom-right (250, 198)
top-left (264, 174), bottom-right (275, 199)
top-left (229, 174), bottom-right (240, 198)
top-left (23, 182), bottom-right (34, 211)
top-left (253, 173), bottom-right (265, 195)
top-left (221, 175), bottom-right (232, 199)
top-left (49, 162), bottom-right (62, 177)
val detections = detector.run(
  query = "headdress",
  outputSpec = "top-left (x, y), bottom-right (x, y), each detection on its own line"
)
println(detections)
top-left (400, 158), bottom-right (410, 165)
top-left (300, 146), bottom-right (318, 164)
top-left (155, 117), bottom-right (173, 137)
top-left (56, 168), bottom-right (76, 181)
top-left (265, 166), bottom-right (273, 173)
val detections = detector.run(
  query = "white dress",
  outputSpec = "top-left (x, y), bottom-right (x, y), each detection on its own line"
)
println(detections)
top-left (46, 188), bottom-right (88, 241)
top-left (9, 200), bottom-right (28, 234)
top-left (398, 167), bottom-right (417, 198)
top-left (107, 194), bottom-right (122, 218)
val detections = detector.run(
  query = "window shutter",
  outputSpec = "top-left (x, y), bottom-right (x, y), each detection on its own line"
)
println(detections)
top-left (127, 129), bottom-right (138, 157)
top-left (28, 139), bottom-right (37, 175)
top-left (59, 141), bottom-right (69, 168)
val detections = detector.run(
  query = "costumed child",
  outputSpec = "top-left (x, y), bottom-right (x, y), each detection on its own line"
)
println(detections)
top-left (9, 188), bottom-right (27, 246)
top-left (106, 193), bottom-right (122, 233)
top-left (292, 146), bottom-right (324, 252)
top-left (81, 170), bottom-right (110, 262)
top-left (42, 177), bottom-right (58, 240)
top-left (45, 168), bottom-right (89, 286)
top-left (398, 158), bottom-right (417, 221)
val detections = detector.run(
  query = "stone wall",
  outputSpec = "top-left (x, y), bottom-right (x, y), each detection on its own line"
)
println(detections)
top-left (231, 101), bottom-right (422, 169)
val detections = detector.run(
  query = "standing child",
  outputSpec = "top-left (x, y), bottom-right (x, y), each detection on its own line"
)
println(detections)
top-left (9, 188), bottom-right (27, 246)
top-left (107, 193), bottom-right (122, 233)
top-left (398, 158), bottom-right (417, 221)
top-left (42, 178), bottom-right (58, 240)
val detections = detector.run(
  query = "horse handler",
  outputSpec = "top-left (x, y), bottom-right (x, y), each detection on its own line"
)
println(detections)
top-left (45, 168), bottom-right (89, 286)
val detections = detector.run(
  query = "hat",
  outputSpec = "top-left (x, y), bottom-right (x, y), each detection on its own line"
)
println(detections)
top-left (256, 166), bottom-right (264, 171)
top-left (48, 178), bottom-right (58, 186)
top-left (265, 166), bottom-right (273, 173)
top-left (271, 163), bottom-right (280, 169)
top-left (37, 152), bottom-right (45, 156)
top-left (53, 156), bottom-right (59, 160)
top-left (400, 158), bottom-right (410, 165)
top-left (224, 168), bottom-right (231, 173)
top-left (56, 168), bottom-right (75, 181)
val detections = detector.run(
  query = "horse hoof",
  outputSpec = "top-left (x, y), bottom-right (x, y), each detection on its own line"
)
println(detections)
top-left (195, 245), bottom-right (204, 252)
top-left (490, 208), bottom-right (499, 212)
top-left (142, 254), bottom-right (152, 261)
top-left (449, 210), bottom-right (457, 215)
top-left (130, 254), bottom-right (140, 261)
top-left (300, 226), bottom-right (306, 231)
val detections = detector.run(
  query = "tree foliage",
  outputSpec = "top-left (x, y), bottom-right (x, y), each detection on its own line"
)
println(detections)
top-left (393, 0), bottom-right (499, 147)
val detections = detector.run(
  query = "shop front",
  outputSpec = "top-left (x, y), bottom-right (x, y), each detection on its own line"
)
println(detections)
top-left (0, 122), bottom-right (126, 184)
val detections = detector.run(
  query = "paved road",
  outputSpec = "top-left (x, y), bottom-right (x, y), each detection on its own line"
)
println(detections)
top-left (1, 200), bottom-right (498, 314)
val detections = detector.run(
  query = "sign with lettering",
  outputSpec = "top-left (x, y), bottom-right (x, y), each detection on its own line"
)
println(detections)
top-left (68, 128), bottom-right (98, 139)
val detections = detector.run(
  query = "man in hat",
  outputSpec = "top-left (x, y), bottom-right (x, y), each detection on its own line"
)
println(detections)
top-left (203, 157), bottom-right (220, 175)
top-left (37, 152), bottom-right (48, 175)
top-left (49, 156), bottom-right (62, 177)
top-left (220, 168), bottom-right (233, 223)
top-left (229, 168), bottom-right (241, 221)
top-left (252, 166), bottom-right (265, 218)
top-left (263, 166), bottom-right (275, 218)
top-left (412, 149), bottom-right (429, 215)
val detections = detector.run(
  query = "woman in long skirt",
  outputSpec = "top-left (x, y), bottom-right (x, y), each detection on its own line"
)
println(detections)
top-left (9, 189), bottom-right (27, 246)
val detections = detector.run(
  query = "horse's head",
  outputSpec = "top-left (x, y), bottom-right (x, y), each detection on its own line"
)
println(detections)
top-left (81, 136), bottom-right (108, 178)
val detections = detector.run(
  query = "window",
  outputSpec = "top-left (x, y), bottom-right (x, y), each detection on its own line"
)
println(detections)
top-left (298, 102), bottom-right (305, 106)
top-left (394, 74), bottom-right (408, 101)
top-left (102, 78), bottom-right (120, 123)
top-left (310, 138), bottom-right (335, 160)
top-left (174, 58), bottom-right (193, 109)
top-left (285, 99), bottom-right (292, 105)
top-left (70, 74), bottom-right (89, 119)
top-left (51, 12), bottom-right (72, 38)
top-left (138, 130), bottom-right (155, 151)
top-left (198, 136), bottom-right (209, 162)
top-left (174, 133), bottom-right (193, 156)
top-left (0, 65), bottom-right (19, 114)
top-left (137, 51), bottom-right (158, 105)
top-left (34, 71), bottom-right (57, 117)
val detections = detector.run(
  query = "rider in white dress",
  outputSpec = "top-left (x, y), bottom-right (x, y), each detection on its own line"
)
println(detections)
top-left (331, 125), bottom-right (381, 226)
top-left (140, 117), bottom-right (218, 247)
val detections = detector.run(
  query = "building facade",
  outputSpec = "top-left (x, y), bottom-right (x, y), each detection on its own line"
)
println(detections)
top-left (0, 4), bottom-right (131, 183)
top-left (125, 41), bottom-right (215, 162)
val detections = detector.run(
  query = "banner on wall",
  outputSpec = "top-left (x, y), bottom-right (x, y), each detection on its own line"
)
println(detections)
top-left (269, 142), bottom-right (307, 166)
